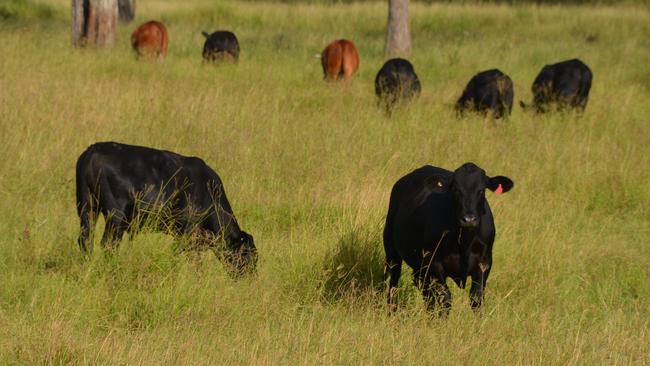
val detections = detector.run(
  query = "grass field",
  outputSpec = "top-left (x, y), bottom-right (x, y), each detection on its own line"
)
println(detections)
top-left (1, 0), bottom-right (649, 364)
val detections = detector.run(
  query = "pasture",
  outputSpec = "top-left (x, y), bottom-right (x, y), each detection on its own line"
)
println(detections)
top-left (1, 0), bottom-right (649, 363)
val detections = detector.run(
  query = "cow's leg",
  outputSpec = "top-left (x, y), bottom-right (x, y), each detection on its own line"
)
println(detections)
top-left (123, 201), bottom-right (141, 241)
top-left (384, 255), bottom-right (402, 314)
top-left (488, 91), bottom-right (502, 119)
top-left (417, 258), bottom-right (451, 315)
top-left (76, 175), bottom-right (97, 254)
top-left (101, 210), bottom-right (127, 250)
top-left (77, 197), bottom-right (97, 254)
top-left (421, 275), bottom-right (451, 316)
top-left (469, 260), bottom-right (492, 310)
top-left (341, 57), bottom-right (355, 81)
top-left (383, 226), bottom-right (402, 313)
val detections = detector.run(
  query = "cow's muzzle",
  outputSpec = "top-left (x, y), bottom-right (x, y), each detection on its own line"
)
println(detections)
top-left (459, 215), bottom-right (479, 228)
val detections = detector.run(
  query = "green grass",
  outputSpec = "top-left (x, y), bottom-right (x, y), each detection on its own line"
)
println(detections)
top-left (1, 0), bottom-right (649, 364)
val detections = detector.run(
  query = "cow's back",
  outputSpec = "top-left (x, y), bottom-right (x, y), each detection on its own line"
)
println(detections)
top-left (202, 31), bottom-right (240, 62)
top-left (375, 59), bottom-right (420, 93)
top-left (85, 143), bottom-right (208, 199)
top-left (131, 21), bottom-right (168, 59)
top-left (556, 59), bottom-right (592, 104)
top-left (321, 39), bottom-right (359, 81)
top-left (457, 69), bottom-right (513, 117)
top-left (532, 58), bottom-right (592, 110)
top-left (375, 58), bottom-right (421, 111)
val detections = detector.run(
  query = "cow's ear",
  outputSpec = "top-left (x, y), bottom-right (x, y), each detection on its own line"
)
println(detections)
top-left (487, 176), bottom-right (514, 195)
top-left (407, 173), bottom-right (451, 213)
top-left (424, 174), bottom-right (451, 194)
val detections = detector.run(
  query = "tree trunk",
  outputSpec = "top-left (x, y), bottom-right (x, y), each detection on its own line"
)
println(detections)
top-left (71, 0), bottom-right (85, 47)
top-left (118, 0), bottom-right (135, 24)
top-left (385, 0), bottom-right (411, 58)
top-left (71, 0), bottom-right (118, 47)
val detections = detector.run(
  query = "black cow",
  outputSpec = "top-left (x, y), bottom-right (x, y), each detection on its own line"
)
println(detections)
top-left (456, 69), bottom-right (514, 119)
top-left (202, 30), bottom-right (240, 63)
top-left (520, 59), bottom-right (592, 113)
top-left (75, 142), bottom-right (257, 275)
top-left (383, 163), bottom-right (513, 314)
top-left (375, 58), bottom-right (421, 115)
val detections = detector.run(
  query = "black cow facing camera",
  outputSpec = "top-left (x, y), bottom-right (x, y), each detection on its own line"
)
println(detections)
top-left (75, 142), bottom-right (257, 276)
top-left (202, 30), bottom-right (240, 63)
top-left (383, 163), bottom-right (513, 315)
top-left (456, 69), bottom-right (514, 119)
top-left (520, 58), bottom-right (592, 113)
top-left (375, 58), bottom-right (421, 115)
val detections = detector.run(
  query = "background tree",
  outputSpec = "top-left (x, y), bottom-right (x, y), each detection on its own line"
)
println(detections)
top-left (118, 0), bottom-right (135, 24)
top-left (385, 0), bottom-right (411, 58)
top-left (71, 0), bottom-right (118, 47)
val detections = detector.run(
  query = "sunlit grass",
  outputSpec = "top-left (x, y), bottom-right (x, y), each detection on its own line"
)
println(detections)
top-left (0, 0), bottom-right (649, 364)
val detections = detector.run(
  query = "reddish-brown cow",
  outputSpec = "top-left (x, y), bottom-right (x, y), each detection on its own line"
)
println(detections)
top-left (321, 39), bottom-right (359, 82)
top-left (131, 21), bottom-right (169, 60)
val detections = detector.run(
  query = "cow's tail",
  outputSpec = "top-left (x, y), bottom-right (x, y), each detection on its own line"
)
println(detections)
top-left (76, 147), bottom-right (96, 254)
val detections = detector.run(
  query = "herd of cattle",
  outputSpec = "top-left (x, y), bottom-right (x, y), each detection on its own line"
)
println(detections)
top-left (131, 21), bottom-right (593, 117)
top-left (79, 19), bottom-right (595, 314)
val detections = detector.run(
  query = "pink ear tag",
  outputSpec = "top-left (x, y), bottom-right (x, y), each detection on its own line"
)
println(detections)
top-left (495, 184), bottom-right (503, 196)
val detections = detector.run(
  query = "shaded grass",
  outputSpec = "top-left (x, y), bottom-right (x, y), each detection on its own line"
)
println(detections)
top-left (0, 0), bottom-right (63, 22)
top-left (319, 227), bottom-right (385, 302)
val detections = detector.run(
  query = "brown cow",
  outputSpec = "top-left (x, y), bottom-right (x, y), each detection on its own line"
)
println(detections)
top-left (131, 21), bottom-right (169, 60)
top-left (321, 39), bottom-right (359, 82)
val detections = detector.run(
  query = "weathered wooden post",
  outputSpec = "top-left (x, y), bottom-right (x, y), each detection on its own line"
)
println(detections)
top-left (71, 0), bottom-right (118, 47)
top-left (385, 0), bottom-right (411, 58)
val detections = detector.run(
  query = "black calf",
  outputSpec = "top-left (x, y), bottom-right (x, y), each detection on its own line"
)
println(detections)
top-left (75, 142), bottom-right (257, 275)
top-left (202, 30), bottom-right (240, 63)
top-left (521, 58), bottom-right (592, 113)
top-left (375, 58), bottom-right (421, 115)
top-left (456, 69), bottom-right (514, 119)
top-left (383, 163), bottom-right (513, 314)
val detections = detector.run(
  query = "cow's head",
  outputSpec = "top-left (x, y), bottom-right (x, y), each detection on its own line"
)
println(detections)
top-left (425, 163), bottom-right (513, 229)
top-left (224, 230), bottom-right (258, 276)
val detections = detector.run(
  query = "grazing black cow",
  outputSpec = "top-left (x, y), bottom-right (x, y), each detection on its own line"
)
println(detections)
top-left (520, 58), bottom-right (592, 113)
top-left (202, 30), bottom-right (240, 63)
top-left (75, 142), bottom-right (257, 275)
top-left (375, 58), bottom-right (421, 115)
top-left (456, 69), bottom-right (514, 119)
top-left (383, 163), bottom-right (513, 314)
